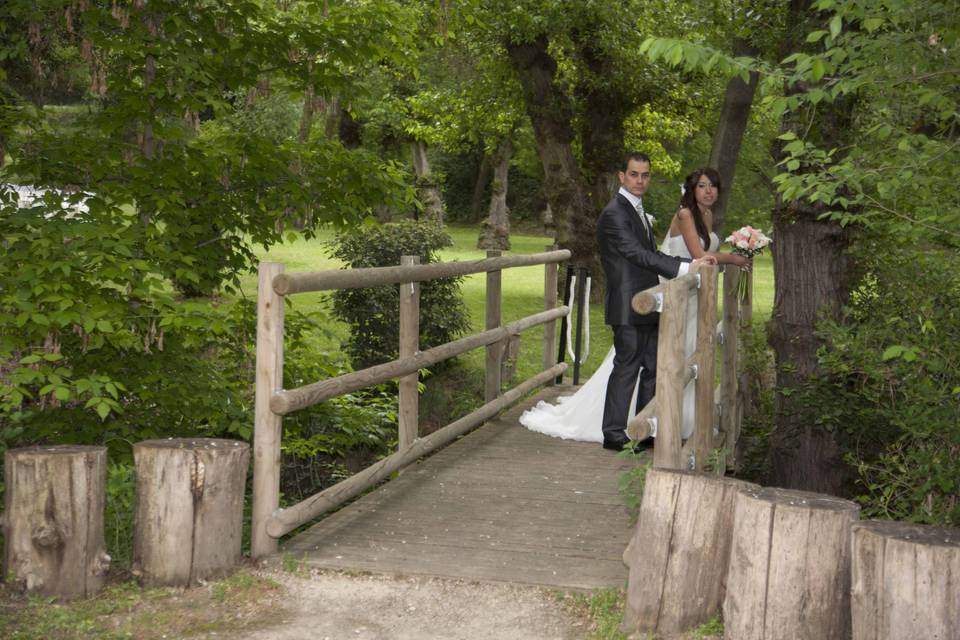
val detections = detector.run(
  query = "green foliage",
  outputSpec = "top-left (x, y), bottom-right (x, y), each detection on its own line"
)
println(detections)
top-left (583, 589), bottom-right (627, 640)
top-left (103, 463), bottom-right (136, 568)
top-left (0, 0), bottom-right (419, 450)
top-left (617, 450), bottom-right (652, 524)
top-left (810, 245), bottom-right (960, 525)
top-left (328, 220), bottom-right (471, 370)
top-left (0, 572), bottom-right (281, 640)
top-left (692, 617), bottom-right (725, 637)
top-left (644, 0), bottom-right (960, 246)
top-left (734, 323), bottom-right (776, 483)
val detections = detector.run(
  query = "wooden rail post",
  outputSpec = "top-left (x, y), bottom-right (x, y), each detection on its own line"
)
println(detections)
top-left (719, 266), bottom-right (740, 458)
top-left (398, 255), bottom-right (420, 451)
top-left (735, 268), bottom-right (753, 464)
top-left (485, 250), bottom-right (502, 403)
top-left (252, 261), bottom-right (284, 558)
top-left (542, 244), bottom-right (558, 382)
top-left (653, 277), bottom-right (689, 470)
top-left (690, 265), bottom-right (718, 470)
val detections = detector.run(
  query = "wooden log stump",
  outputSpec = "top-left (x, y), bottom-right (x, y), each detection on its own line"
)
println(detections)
top-left (133, 438), bottom-right (249, 586)
top-left (724, 487), bottom-right (860, 640)
top-left (3, 445), bottom-right (109, 599)
top-left (621, 468), bottom-right (759, 636)
top-left (852, 520), bottom-right (960, 640)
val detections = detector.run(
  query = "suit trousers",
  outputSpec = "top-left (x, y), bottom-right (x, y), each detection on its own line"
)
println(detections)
top-left (601, 324), bottom-right (658, 437)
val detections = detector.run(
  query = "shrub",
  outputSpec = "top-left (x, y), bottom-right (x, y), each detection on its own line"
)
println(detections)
top-left (810, 245), bottom-right (960, 525)
top-left (328, 220), bottom-right (471, 370)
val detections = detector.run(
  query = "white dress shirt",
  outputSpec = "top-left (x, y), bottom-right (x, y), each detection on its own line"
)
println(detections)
top-left (617, 187), bottom-right (689, 276)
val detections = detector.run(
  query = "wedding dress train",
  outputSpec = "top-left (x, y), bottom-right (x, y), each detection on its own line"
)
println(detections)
top-left (519, 232), bottom-right (720, 442)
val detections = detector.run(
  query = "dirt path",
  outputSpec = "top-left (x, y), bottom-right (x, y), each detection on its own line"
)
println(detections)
top-left (228, 569), bottom-right (592, 640)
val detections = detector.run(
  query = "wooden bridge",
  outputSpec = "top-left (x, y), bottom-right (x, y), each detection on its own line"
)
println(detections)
top-left (253, 249), bottom-right (751, 590)
top-left (282, 385), bottom-right (636, 590)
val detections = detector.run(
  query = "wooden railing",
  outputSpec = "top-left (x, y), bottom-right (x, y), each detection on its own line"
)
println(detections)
top-left (626, 264), bottom-right (752, 471)
top-left (251, 249), bottom-right (571, 557)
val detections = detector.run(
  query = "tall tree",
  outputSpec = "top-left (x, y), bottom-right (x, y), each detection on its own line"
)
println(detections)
top-left (643, 0), bottom-right (960, 493)
top-left (471, 0), bottom-right (718, 279)
top-left (0, 0), bottom-right (417, 428)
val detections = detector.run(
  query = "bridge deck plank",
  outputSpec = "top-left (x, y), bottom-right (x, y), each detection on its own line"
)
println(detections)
top-left (282, 385), bottom-right (642, 591)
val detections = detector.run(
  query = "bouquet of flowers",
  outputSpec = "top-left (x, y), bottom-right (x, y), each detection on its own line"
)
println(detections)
top-left (725, 226), bottom-right (772, 302)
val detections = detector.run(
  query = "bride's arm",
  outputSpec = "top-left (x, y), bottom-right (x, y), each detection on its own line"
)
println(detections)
top-left (675, 208), bottom-right (750, 268)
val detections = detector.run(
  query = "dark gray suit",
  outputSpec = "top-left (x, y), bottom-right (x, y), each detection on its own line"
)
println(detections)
top-left (596, 193), bottom-right (687, 439)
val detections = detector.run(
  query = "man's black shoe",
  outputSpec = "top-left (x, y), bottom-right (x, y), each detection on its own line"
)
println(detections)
top-left (603, 434), bottom-right (654, 453)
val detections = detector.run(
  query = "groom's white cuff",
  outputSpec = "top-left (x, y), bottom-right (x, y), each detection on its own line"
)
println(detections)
top-left (677, 262), bottom-right (689, 277)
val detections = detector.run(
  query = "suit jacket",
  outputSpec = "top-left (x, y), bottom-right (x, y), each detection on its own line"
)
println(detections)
top-left (597, 193), bottom-right (687, 326)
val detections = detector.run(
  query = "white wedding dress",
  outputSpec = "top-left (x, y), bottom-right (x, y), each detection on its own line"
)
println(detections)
top-left (519, 232), bottom-right (720, 442)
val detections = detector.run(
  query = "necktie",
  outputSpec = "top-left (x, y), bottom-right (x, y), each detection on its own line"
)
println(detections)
top-left (636, 200), bottom-right (652, 244)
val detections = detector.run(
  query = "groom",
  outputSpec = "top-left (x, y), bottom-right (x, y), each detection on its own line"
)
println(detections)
top-left (596, 152), bottom-right (715, 451)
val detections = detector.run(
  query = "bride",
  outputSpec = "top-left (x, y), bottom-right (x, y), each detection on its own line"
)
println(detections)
top-left (520, 167), bottom-right (750, 443)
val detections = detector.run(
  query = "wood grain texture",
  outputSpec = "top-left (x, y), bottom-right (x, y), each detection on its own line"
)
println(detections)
top-left (653, 277), bottom-right (689, 470)
top-left (724, 487), bottom-right (860, 640)
top-left (283, 386), bottom-right (641, 590)
top-left (485, 250), bottom-right (503, 403)
top-left (398, 255), bottom-right (420, 451)
top-left (3, 445), bottom-right (109, 599)
top-left (271, 306), bottom-right (568, 415)
top-left (691, 265), bottom-right (719, 469)
top-left (273, 250), bottom-right (571, 295)
top-left (542, 245), bottom-right (559, 378)
top-left (851, 520), bottom-right (960, 640)
top-left (719, 265), bottom-right (740, 460)
top-left (622, 468), bottom-right (758, 636)
top-left (133, 438), bottom-right (249, 586)
top-left (253, 261), bottom-right (284, 558)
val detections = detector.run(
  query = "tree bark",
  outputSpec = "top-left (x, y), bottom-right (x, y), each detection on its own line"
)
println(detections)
top-left (411, 140), bottom-right (445, 223)
top-left (766, 0), bottom-right (860, 494)
top-left (133, 438), bottom-right (250, 587)
top-left (506, 36), bottom-right (592, 267)
top-left (478, 137), bottom-right (512, 250)
top-left (3, 445), bottom-right (110, 599)
top-left (470, 151), bottom-right (492, 222)
top-left (708, 38), bottom-right (760, 231)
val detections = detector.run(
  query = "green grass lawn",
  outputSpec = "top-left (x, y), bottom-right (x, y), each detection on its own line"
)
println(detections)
top-left (245, 223), bottom-right (775, 388)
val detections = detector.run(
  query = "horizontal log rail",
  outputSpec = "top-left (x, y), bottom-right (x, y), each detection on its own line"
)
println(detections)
top-left (267, 362), bottom-right (567, 538)
top-left (270, 306), bottom-right (569, 415)
top-left (630, 272), bottom-right (700, 315)
top-left (273, 249), bottom-right (572, 295)
top-left (251, 249), bottom-right (571, 557)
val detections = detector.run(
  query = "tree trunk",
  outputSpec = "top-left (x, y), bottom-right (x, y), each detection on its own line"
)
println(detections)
top-left (708, 38), bottom-right (760, 231)
top-left (766, 0), bottom-right (860, 495)
top-left (3, 445), bottom-right (110, 599)
top-left (622, 469), bottom-right (758, 636)
top-left (411, 140), bottom-right (445, 223)
top-left (724, 486), bottom-right (860, 640)
top-left (470, 151), bottom-right (492, 222)
top-left (319, 95), bottom-right (341, 139)
top-left (851, 520), bottom-right (960, 640)
top-left (478, 137), bottom-right (512, 250)
top-left (132, 438), bottom-right (250, 587)
top-left (506, 37), bottom-right (592, 267)
top-left (577, 38), bottom-right (628, 218)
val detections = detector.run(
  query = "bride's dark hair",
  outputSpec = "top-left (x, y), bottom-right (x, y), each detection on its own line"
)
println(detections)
top-left (680, 167), bottom-right (721, 249)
